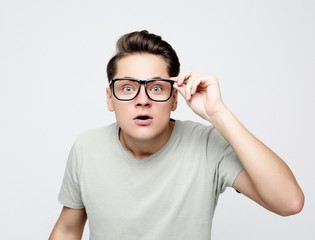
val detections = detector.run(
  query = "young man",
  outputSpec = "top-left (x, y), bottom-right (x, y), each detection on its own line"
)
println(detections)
top-left (49, 30), bottom-right (304, 240)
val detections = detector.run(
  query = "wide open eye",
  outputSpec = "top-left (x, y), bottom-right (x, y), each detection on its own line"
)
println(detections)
top-left (115, 79), bottom-right (138, 95)
top-left (147, 81), bottom-right (169, 95)
top-left (122, 86), bottom-right (134, 93)
top-left (150, 86), bottom-right (163, 93)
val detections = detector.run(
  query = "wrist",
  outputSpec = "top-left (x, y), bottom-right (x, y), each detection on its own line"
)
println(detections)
top-left (206, 105), bottom-right (233, 129)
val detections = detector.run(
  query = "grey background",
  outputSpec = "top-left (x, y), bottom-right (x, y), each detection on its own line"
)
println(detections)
top-left (1, 0), bottom-right (314, 239)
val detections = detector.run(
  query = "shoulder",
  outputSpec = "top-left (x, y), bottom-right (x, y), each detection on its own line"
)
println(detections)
top-left (175, 119), bottom-right (228, 148)
top-left (175, 119), bottom-right (215, 137)
top-left (175, 119), bottom-right (211, 131)
top-left (73, 123), bottom-right (118, 149)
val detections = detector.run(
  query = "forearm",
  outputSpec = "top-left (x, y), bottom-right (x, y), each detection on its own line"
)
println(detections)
top-left (208, 106), bottom-right (304, 213)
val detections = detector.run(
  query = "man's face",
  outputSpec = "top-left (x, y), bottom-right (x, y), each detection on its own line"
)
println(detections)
top-left (106, 53), bottom-right (178, 142)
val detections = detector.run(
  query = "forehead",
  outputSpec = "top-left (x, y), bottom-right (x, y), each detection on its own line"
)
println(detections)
top-left (115, 53), bottom-right (169, 79)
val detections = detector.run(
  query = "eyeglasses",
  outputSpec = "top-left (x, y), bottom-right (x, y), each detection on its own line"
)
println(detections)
top-left (109, 78), bottom-right (175, 102)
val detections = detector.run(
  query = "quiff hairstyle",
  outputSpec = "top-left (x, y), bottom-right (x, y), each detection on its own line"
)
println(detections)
top-left (106, 30), bottom-right (180, 82)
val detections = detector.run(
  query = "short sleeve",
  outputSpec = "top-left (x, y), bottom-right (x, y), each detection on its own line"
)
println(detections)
top-left (58, 141), bottom-right (85, 209)
top-left (206, 127), bottom-right (244, 194)
top-left (217, 144), bottom-right (244, 193)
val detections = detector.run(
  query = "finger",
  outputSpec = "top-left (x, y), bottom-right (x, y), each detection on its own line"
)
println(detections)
top-left (190, 77), bottom-right (202, 95)
top-left (191, 77), bottom-right (209, 94)
top-left (176, 70), bottom-right (199, 86)
top-left (173, 83), bottom-right (186, 99)
top-left (185, 76), bottom-right (197, 100)
top-left (175, 74), bottom-right (186, 87)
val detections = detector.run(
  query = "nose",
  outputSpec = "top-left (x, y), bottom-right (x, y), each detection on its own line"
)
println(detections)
top-left (134, 84), bottom-right (152, 107)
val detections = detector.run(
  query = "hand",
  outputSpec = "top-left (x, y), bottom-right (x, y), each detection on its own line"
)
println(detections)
top-left (171, 70), bottom-right (227, 122)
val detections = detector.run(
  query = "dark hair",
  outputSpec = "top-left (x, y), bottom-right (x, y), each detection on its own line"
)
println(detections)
top-left (106, 30), bottom-right (180, 82)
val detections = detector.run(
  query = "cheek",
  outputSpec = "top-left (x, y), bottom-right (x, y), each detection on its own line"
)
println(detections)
top-left (112, 103), bottom-right (130, 119)
top-left (156, 104), bottom-right (173, 117)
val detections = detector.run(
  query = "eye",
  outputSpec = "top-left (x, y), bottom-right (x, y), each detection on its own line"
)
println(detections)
top-left (150, 86), bottom-right (162, 92)
top-left (123, 86), bottom-right (134, 92)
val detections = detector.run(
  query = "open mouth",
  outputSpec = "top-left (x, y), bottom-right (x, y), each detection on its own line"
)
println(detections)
top-left (134, 115), bottom-right (153, 125)
top-left (136, 116), bottom-right (150, 120)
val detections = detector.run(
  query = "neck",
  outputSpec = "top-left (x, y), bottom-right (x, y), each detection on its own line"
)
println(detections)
top-left (119, 121), bottom-right (175, 160)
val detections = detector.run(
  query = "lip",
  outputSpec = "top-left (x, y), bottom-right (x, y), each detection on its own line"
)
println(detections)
top-left (133, 114), bottom-right (153, 126)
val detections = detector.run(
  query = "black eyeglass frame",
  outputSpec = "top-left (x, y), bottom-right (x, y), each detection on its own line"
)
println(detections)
top-left (109, 78), bottom-right (175, 102)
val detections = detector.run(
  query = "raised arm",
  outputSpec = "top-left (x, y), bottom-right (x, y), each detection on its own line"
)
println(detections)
top-left (172, 71), bottom-right (304, 216)
top-left (49, 207), bottom-right (87, 240)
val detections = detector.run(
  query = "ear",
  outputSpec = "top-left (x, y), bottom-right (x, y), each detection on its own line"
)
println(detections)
top-left (171, 89), bottom-right (178, 111)
top-left (106, 87), bottom-right (114, 112)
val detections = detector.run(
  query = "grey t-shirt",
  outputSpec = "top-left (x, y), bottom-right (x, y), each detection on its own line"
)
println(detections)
top-left (58, 120), bottom-right (243, 240)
